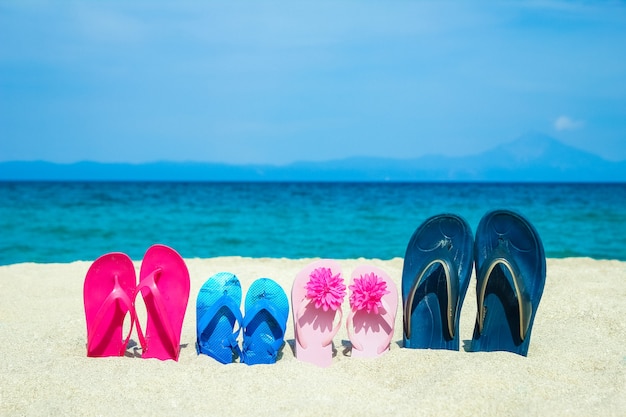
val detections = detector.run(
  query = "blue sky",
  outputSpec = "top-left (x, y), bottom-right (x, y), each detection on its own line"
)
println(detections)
top-left (1, 1), bottom-right (625, 165)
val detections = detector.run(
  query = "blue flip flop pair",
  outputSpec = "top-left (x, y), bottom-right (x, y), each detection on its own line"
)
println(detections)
top-left (196, 273), bottom-right (289, 365)
top-left (402, 209), bottom-right (546, 356)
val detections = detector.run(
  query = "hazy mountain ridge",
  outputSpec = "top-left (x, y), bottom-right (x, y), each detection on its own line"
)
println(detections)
top-left (2, 134), bottom-right (625, 182)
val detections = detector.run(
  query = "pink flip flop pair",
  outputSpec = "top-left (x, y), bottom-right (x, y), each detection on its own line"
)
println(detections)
top-left (291, 260), bottom-right (398, 367)
top-left (83, 244), bottom-right (190, 361)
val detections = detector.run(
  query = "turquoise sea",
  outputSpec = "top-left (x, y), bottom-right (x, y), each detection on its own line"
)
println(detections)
top-left (1, 182), bottom-right (625, 265)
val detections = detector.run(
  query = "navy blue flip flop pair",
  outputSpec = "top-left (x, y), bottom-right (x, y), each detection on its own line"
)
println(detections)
top-left (195, 273), bottom-right (289, 365)
top-left (402, 209), bottom-right (546, 356)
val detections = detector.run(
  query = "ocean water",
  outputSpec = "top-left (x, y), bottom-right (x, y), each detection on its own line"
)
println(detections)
top-left (1, 181), bottom-right (625, 265)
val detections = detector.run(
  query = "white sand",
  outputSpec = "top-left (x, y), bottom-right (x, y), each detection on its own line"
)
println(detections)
top-left (1, 257), bottom-right (625, 416)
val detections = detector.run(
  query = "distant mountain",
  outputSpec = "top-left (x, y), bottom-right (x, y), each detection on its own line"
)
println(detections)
top-left (1, 133), bottom-right (625, 182)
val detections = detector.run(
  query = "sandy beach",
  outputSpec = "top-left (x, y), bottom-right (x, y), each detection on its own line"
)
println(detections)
top-left (1, 257), bottom-right (624, 416)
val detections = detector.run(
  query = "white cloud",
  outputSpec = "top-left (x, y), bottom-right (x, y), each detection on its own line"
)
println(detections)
top-left (554, 116), bottom-right (584, 131)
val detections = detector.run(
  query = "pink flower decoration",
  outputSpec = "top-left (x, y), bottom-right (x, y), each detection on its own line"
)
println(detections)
top-left (349, 272), bottom-right (390, 314)
top-left (305, 267), bottom-right (346, 312)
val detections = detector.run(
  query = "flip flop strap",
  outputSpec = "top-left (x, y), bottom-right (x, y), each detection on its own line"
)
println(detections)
top-left (295, 297), bottom-right (343, 349)
top-left (403, 253), bottom-right (460, 340)
top-left (134, 268), bottom-right (178, 358)
top-left (347, 297), bottom-right (394, 354)
top-left (477, 245), bottom-right (532, 341)
top-left (243, 299), bottom-right (287, 333)
top-left (196, 294), bottom-right (243, 353)
top-left (87, 274), bottom-right (136, 356)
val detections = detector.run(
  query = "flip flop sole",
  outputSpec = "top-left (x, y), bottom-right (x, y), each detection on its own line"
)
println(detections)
top-left (242, 278), bottom-right (289, 365)
top-left (347, 265), bottom-right (398, 359)
top-left (402, 214), bottom-right (473, 350)
top-left (196, 272), bottom-right (242, 364)
top-left (472, 209), bottom-right (546, 356)
top-left (138, 244), bottom-right (190, 361)
top-left (291, 260), bottom-right (344, 367)
top-left (84, 253), bottom-right (136, 357)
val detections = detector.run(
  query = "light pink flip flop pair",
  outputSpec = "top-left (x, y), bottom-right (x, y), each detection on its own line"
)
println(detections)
top-left (291, 260), bottom-right (398, 367)
top-left (83, 244), bottom-right (190, 361)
